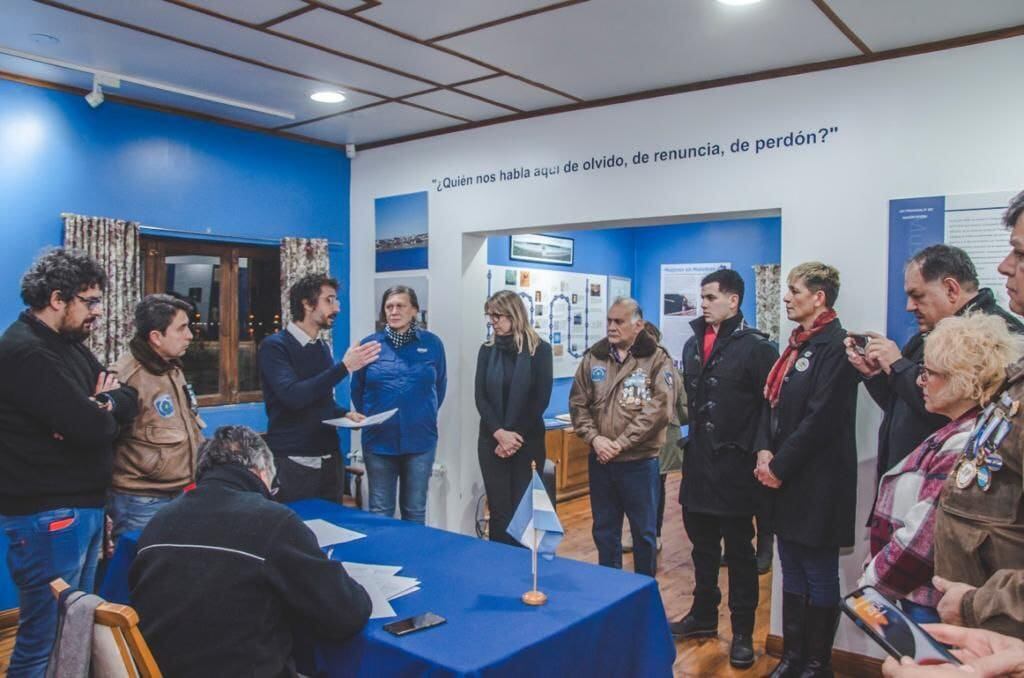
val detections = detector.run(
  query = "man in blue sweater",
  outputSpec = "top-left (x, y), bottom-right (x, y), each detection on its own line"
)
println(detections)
top-left (258, 274), bottom-right (380, 503)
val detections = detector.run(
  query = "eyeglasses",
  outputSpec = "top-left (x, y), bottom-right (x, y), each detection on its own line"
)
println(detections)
top-left (918, 365), bottom-right (945, 382)
top-left (74, 294), bottom-right (104, 310)
top-left (486, 313), bottom-right (509, 321)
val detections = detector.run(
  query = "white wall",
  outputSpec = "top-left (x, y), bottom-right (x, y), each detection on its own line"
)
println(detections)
top-left (350, 37), bottom-right (1024, 656)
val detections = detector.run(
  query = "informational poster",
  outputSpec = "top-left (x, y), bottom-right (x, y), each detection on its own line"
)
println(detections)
top-left (487, 266), bottom-right (607, 378)
top-left (888, 191), bottom-right (1017, 347)
top-left (373, 271), bottom-right (429, 331)
top-left (608, 275), bottom-right (632, 307)
top-left (659, 262), bottom-right (730, 365)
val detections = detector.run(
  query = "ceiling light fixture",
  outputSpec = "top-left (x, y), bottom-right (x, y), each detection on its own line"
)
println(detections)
top-left (716, 0), bottom-right (761, 5)
top-left (0, 45), bottom-right (296, 120)
top-left (311, 90), bottom-right (346, 104)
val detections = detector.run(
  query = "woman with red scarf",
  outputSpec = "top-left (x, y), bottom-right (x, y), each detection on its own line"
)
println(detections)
top-left (756, 262), bottom-right (859, 678)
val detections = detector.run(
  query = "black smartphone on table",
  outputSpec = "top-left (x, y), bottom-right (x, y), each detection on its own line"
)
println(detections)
top-left (383, 612), bottom-right (446, 637)
top-left (841, 586), bottom-right (960, 666)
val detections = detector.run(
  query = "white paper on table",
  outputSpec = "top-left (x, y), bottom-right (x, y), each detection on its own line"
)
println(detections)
top-left (378, 575), bottom-right (420, 601)
top-left (348, 573), bottom-right (396, 619)
top-left (323, 408), bottom-right (398, 429)
top-left (303, 519), bottom-right (366, 548)
top-left (342, 562), bottom-right (403, 578)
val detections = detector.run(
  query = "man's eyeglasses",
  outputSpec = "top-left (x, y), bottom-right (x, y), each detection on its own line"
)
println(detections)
top-left (74, 294), bottom-right (104, 310)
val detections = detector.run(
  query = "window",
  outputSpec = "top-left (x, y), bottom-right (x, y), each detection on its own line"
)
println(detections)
top-left (142, 237), bottom-right (281, 406)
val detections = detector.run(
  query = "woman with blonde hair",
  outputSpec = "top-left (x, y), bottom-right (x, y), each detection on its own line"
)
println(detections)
top-left (475, 290), bottom-right (553, 545)
top-left (861, 312), bottom-right (1023, 624)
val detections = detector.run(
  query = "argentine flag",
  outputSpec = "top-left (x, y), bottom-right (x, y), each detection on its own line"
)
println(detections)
top-left (506, 471), bottom-right (564, 562)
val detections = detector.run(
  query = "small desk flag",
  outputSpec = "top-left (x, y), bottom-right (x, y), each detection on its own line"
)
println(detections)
top-left (506, 470), bottom-right (564, 561)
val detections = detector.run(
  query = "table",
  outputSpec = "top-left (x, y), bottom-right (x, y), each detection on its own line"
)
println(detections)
top-left (101, 499), bottom-right (676, 677)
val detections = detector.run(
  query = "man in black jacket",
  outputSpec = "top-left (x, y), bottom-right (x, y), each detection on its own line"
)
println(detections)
top-left (669, 269), bottom-right (778, 669)
top-left (0, 248), bottom-right (139, 677)
top-left (129, 425), bottom-right (371, 677)
top-left (846, 244), bottom-right (1024, 483)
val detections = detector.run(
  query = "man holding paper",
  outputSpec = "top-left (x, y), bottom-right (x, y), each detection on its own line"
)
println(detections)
top-left (259, 273), bottom-right (381, 503)
top-left (129, 426), bottom-right (371, 677)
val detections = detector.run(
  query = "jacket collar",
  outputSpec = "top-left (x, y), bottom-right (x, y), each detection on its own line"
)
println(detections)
top-left (689, 311), bottom-right (746, 342)
top-left (589, 328), bottom-right (658, 361)
top-left (197, 463), bottom-right (272, 499)
top-left (960, 288), bottom-right (996, 316)
top-left (19, 310), bottom-right (79, 345)
top-left (129, 335), bottom-right (181, 376)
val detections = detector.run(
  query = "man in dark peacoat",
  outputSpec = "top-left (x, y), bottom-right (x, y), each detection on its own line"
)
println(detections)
top-left (669, 270), bottom-right (778, 670)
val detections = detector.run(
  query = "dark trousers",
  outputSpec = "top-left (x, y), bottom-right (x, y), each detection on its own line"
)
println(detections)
top-left (656, 473), bottom-right (667, 537)
top-left (589, 455), bottom-right (659, 576)
top-left (777, 537), bottom-right (840, 606)
top-left (478, 438), bottom-right (545, 547)
top-left (682, 509), bottom-right (758, 634)
top-left (273, 454), bottom-right (341, 504)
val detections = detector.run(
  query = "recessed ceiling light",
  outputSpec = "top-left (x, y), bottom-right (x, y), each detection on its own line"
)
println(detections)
top-left (29, 33), bottom-right (60, 45)
top-left (311, 90), bottom-right (346, 104)
top-left (716, 0), bottom-right (761, 5)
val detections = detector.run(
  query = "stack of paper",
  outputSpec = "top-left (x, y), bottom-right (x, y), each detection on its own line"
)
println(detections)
top-left (342, 562), bottom-right (420, 619)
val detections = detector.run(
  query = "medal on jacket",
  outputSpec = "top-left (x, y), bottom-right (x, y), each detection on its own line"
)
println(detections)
top-left (620, 369), bottom-right (651, 407)
top-left (955, 397), bottom-right (1014, 491)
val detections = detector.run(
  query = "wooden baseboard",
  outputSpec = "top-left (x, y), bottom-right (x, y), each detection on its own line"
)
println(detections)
top-left (766, 634), bottom-right (882, 678)
top-left (0, 608), bottom-right (18, 629)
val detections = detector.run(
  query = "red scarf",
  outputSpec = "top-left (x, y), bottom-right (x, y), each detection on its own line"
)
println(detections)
top-left (763, 309), bottom-right (837, 408)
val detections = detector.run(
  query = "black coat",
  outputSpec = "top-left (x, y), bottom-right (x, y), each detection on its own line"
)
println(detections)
top-left (865, 288), bottom-right (1024, 480)
top-left (129, 464), bottom-right (371, 678)
top-left (0, 312), bottom-right (138, 515)
top-left (474, 340), bottom-right (553, 459)
top-left (765, 318), bottom-right (859, 548)
top-left (679, 313), bottom-right (779, 516)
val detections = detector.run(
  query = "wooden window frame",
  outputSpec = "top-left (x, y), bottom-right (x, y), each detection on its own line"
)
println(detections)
top-left (142, 236), bottom-right (279, 407)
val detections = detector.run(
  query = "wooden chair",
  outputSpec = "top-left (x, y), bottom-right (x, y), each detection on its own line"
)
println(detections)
top-left (49, 579), bottom-right (161, 678)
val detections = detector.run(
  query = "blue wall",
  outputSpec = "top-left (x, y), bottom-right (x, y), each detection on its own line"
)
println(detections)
top-left (486, 218), bottom-right (781, 415)
top-left (0, 78), bottom-right (350, 608)
top-left (488, 230), bottom-right (637, 416)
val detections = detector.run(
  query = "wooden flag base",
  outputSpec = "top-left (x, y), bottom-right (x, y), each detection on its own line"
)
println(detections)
top-left (522, 590), bottom-right (548, 606)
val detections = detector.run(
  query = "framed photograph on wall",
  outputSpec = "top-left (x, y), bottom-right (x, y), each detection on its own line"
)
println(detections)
top-left (509, 233), bottom-right (574, 266)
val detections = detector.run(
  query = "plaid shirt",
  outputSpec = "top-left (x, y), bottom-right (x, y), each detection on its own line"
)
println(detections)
top-left (860, 411), bottom-right (977, 607)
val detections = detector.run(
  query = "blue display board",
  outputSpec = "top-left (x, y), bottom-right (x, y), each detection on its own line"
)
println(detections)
top-left (887, 196), bottom-right (945, 347)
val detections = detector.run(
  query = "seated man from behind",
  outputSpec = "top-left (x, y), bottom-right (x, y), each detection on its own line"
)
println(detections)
top-left (129, 426), bottom-right (371, 677)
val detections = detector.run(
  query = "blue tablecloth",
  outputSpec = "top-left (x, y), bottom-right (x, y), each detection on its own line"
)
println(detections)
top-left (101, 499), bottom-right (675, 677)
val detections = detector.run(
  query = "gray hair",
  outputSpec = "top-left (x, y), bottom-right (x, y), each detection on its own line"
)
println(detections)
top-left (1005, 189), bottom-right (1024, 230)
top-left (610, 297), bottom-right (643, 322)
top-left (196, 426), bottom-right (276, 481)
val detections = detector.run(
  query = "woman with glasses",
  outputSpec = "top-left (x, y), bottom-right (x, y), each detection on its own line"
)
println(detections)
top-left (350, 286), bottom-right (446, 524)
top-left (475, 290), bottom-right (553, 545)
top-left (859, 312), bottom-right (1021, 626)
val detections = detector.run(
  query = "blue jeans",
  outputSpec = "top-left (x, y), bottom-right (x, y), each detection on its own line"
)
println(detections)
top-left (1, 508), bottom-right (104, 678)
top-left (777, 537), bottom-right (840, 607)
top-left (107, 491), bottom-right (176, 542)
top-left (589, 455), bottom-right (659, 576)
top-left (364, 449), bottom-right (435, 524)
top-left (901, 599), bottom-right (941, 625)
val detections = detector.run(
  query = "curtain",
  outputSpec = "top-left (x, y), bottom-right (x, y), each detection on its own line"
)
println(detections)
top-left (753, 263), bottom-right (781, 344)
top-left (62, 214), bottom-right (142, 366)
top-left (280, 237), bottom-right (331, 343)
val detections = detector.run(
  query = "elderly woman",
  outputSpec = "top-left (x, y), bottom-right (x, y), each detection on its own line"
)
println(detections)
top-left (860, 313), bottom-right (1022, 626)
top-left (756, 262), bottom-right (859, 678)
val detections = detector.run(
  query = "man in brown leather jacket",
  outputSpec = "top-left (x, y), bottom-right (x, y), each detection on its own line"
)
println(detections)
top-left (109, 294), bottom-right (205, 540)
top-left (932, 190), bottom-right (1024, 637)
top-left (570, 297), bottom-right (674, 577)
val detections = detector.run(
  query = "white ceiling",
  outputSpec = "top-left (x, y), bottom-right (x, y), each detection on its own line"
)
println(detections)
top-left (1, 0), bottom-right (1022, 148)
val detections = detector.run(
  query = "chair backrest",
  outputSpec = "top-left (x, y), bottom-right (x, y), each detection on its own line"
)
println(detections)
top-left (50, 579), bottom-right (162, 678)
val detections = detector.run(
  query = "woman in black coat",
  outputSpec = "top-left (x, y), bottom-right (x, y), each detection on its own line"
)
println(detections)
top-left (475, 290), bottom-right (553, 546)
top-left (756, 262), bottom-right (858, 678)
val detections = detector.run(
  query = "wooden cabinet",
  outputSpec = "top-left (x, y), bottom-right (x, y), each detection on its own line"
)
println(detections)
top-left (544, 427), bottom-right (591, 501)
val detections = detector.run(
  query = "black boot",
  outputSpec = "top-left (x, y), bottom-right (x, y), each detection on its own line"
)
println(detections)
top-left (668, 613), bottom-right (718, 640)
top-left (769, 592), bottom-right (806, 678)
top-left (730, 633), bottom-right (755, 669)
top-left (798, 605), bottom-right (840, 678)
top-left (756, 533), bottom-right (774, 575)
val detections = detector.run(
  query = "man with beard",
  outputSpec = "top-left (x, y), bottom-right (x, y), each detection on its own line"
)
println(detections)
top-left (108, 294), bottom-right (206, 540)
top-left (0, 248), bottom-right (139, 676)
top-left (259, 273), bottom-right (381, 503)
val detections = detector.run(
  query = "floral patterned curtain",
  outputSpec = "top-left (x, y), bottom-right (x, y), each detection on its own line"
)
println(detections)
top-left (62, 214), bottom-right (142, 366)
top-left (753, 263), bottom-right (781, 344)
top-left (280, 238), bottom-right (332, 343)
